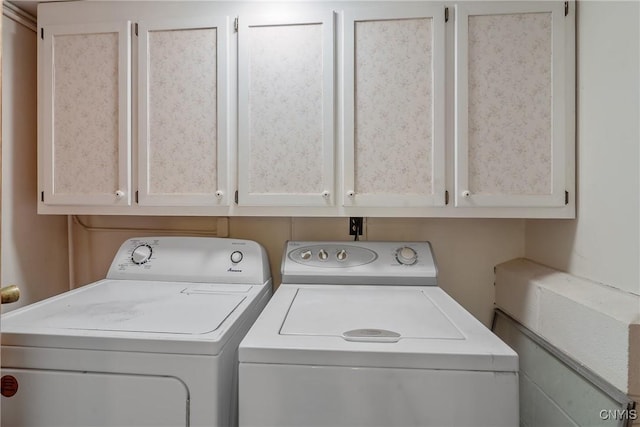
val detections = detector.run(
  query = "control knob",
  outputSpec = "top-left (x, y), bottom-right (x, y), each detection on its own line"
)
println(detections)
top-left (300, 250), bottom-right (312, 260)
top-left (318, 249), bottom-right (328, 260)
top-left (395, 246), bottom-right (417, 265)
top-left (336, 249), bottom-right (347, 261)
top-left (131, 244), bottom-right (153, 265)
top-left (230, 251), bottom-right (243, 264)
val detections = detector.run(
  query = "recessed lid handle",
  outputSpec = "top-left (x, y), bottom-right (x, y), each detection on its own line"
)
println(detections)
top-left (342, 329), bottom-right (401, 343)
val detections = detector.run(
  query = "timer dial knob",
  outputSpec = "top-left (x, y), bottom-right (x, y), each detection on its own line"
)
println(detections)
top-left (396, 246), bottom-right (417, 265)
top-left (230, 251), bottom-right (243, 264)
top-left (131, 244), bottom-right (152, 265)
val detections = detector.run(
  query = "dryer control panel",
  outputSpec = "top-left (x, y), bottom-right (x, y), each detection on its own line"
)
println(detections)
top-left (106, 237), bottom-right (270, 284)
top-left (282, 241), bottom-right (437, 286)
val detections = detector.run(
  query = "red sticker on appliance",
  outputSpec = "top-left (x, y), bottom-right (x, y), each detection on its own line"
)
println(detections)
top-left (1, 375), bottom-right (18, 397)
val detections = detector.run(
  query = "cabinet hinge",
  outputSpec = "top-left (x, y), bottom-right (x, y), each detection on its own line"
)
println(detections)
top-left (565, 191), bottom-right (569, 205)
top-left (564, 2), bottom-right (569, 16)
top-left (135, 23), bottom-right (138, 36)
top-left (135, 190), bottom-right (139, 204)
top-left (444, 190), bottom-right (449, 205)
top-left (40, 28), bottom-right (44, 39)
top-left (234, 190), bottom-right (239, 204)
top-left (444, 7), bottom-right (449, 23)
top-left (41, 191), bottom-right (44, 202)
top-left (234, 17), bottom-right (239, 32)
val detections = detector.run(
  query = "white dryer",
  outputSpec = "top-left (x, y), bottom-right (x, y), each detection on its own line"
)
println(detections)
top-left (1, 236), bottom-right (271, 427)
top-left (239, 241), bottom-right (518, 427)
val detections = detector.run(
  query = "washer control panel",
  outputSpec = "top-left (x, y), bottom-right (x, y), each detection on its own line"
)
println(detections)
top-left (106, 237), bottom-right (270, 284)
top-left (288, 245), bottom-right (377, 268)
top-left (282, 241), bottom-right (437, 286)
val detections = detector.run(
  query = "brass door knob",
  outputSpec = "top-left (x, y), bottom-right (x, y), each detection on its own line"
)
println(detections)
top-left (1, 285), bottom-right (20, 304)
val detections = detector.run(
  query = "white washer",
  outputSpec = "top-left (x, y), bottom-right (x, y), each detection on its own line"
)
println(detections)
top-left (1, 236), bottom-right (271, 427)
top-left (239, 241), bottom-right (518, 427)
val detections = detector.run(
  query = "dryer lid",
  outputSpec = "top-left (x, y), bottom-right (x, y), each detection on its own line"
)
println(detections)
top-left (2, 279), bottom-right (262, 354)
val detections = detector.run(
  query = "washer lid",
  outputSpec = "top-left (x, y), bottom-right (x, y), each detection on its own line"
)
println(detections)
top-left (2, 279), bottom-right (264, 355)
top-left (280, 288), bottom-right (464, 341)
top-left (239, 285), bottom-right (518, 372)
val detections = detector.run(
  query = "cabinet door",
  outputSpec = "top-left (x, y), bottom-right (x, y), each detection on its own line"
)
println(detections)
top-left (41, 22), bottom-right (131, 206)
top-left (343, 5), bottom-right (446, 208)
top-left (137, 17), bottom-right (229, 206)
top-left (455, 2), bottom-right (569, 207)
top-left (238, 12), bottom-right (335, 206)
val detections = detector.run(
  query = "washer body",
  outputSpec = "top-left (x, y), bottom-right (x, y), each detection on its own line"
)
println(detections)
top-left (1, 237), bottom-right (272, 427)
top-left (239, 241), bottom-right (518, 427)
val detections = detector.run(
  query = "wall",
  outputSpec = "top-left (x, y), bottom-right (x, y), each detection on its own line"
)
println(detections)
top-left (525, 1), bottom-right (640, 297)
top-left (1, 13), bottom-right (69, 312)
top-left (71, 216), bottom-right (525, 326)
top-left (520, 0), bottom-right (640, 413)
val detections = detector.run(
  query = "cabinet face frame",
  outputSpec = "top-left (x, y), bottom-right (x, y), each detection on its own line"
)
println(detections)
top-left (137, 17), bottom-right (230, 207)
top-left (454, 1), bottom-right (568, 208)
top-left (342, 4), bottom-right (446, 208)
top-left (237, 11), bottom-right (335, 207)
top-left (41, 21), bottom-right (132, 206)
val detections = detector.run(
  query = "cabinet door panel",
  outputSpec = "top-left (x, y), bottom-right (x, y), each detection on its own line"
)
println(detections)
top-left (343, 5), bottom-right (446, 207)
top-left (138, 17), bottom-right (229, 206)
top-left (455, 2), bottom-right (568, 207)
top-left (238, 13), bottom-right (334, 206)
top-left (41, 22), bottom-right (131, 206)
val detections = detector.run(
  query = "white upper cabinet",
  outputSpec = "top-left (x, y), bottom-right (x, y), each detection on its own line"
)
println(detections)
top-left (37, 1), bottom-right (574, 217)
top-left (454, 1), bottom-right (571, 208)
top-left (137, 17), bottom-right (230, 206)
top-left (237, 12), bottom-right (335, 206)
top-left (342, 5), bottom-right (446, 208)
top-left (40, 22), bottom-right (131, 206)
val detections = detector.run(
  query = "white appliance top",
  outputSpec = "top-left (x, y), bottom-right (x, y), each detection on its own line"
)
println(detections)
top-left (281, 241), bottom-right (437, 286)
top-left (2, 237), bottom-right (272, 355)
top-left (240, 240), bottom-right (517, 372)
top-left (280, 287), bottom-right (463, 341)
top-left (240, 285), bottom-right (517, 372)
